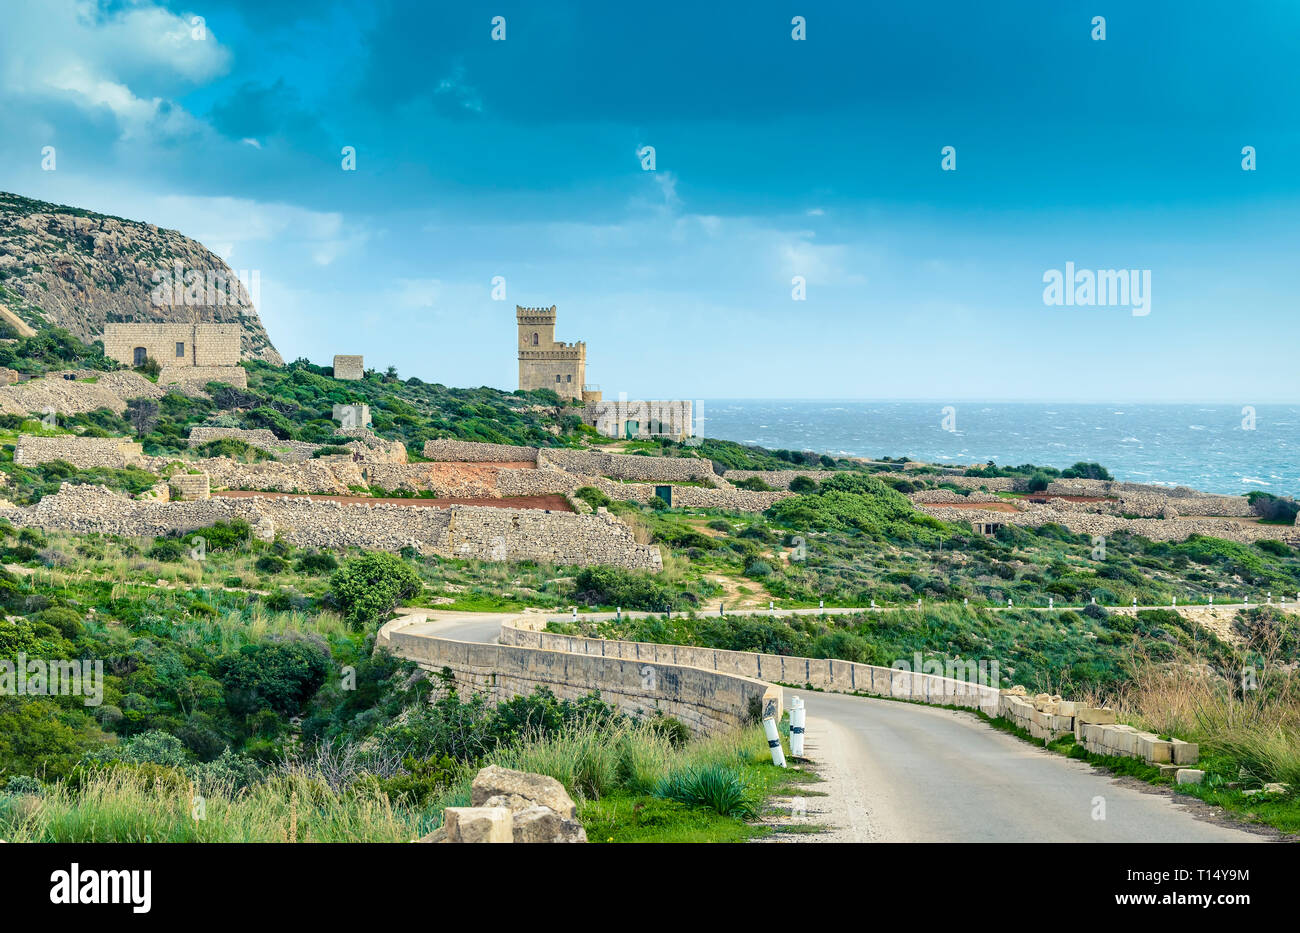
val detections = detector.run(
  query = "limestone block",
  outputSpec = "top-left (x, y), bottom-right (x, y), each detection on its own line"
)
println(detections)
top-left (510, 805), bottom-right (588, 844)
top-left (1102, 725), bottom-right (1139, 756)
top-left (442, 806), bottom-right (513, 843)
top-left (1136, 733), bottom-right (1173, 764)
top-left (1175, 769), bottom-right (1205, 785)
top-left (471, 765), bottom-right (577, 818)
top-left (1074, 707), bottom-right (1117, 725)
top-left (1170, 739), bottom-right (1199, 765)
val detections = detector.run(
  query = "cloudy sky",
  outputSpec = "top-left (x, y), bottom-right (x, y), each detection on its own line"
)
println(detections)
top-left (1, 0), bottom-right (1297, 401)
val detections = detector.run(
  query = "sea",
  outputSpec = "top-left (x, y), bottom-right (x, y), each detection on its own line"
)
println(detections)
top-left (698, 401), bottom-right (1300, 497)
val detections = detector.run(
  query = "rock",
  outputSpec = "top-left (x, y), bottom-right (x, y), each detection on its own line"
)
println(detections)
top-left (471, 765), bottom-right (577, 819)
top-left (1175, 768), bottom-right (1204, 785)
top-left (511, 805), bottom-right (588, 844)
top-left (1263, 783), bottom-right (1289, 794)
top-left (415, 825), bottom-right (448, 843)
top-left (441, 806), bottom-right (513, 843)
top-left (482, 793), bottom-right (536, 814)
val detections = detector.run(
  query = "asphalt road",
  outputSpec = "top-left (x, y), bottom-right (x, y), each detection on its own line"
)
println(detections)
top-left (396, 609), bottom-right (1267, 843)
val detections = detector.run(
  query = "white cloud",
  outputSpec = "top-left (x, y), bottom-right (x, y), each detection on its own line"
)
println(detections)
top-left (0, 0), bottom-right (231, 139)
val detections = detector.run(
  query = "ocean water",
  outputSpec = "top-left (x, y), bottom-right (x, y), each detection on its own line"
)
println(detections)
top-left (699, 401), bottom-right (1300, 496)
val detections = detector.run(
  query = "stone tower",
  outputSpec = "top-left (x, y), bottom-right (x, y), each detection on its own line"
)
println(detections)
top-left (517, 305), bottom-right (594, 401)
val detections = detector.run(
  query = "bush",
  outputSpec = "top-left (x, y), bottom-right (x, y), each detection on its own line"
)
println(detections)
top-left (254, 554), bottom-right (289, 574)
top-left (1026, 472), bottom-right (1051, 492)
top-left (217, 640), bottom-right (332, 716)
top-left (294, 551), bottom-right (339, 575)
top-left (571, 566), bottom-right (676, 612)
top-left (1247, 492), bottom-right (1300, 524)
top-left (146, 538), bottom-right (187, 562)
top-left (734, 476), bottom-right (775, 492)
top-left (744, 559), bottom-right (773, 578)
top-left (329, 552), bottom-right (422, 629)
top-left (574, 486), bottom-right (612, 510)
top-left (788, 475), bottom-right (818, 493)
top-left (1256, 539), bottom-right (1292, 558)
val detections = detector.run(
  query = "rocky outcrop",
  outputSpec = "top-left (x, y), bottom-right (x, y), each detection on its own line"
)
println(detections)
top-left (420, 766), bottom-right (587, 843)
top-left (0, 190), bottom-right (280, 363)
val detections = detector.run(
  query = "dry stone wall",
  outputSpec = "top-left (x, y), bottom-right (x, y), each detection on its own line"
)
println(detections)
top-left (592, 477), bottom-right (789, 512)
top-left (538, 448), bottom-right (718, 483)
top-left (921, 503), bottom-right (1291, 545)
top-left (14, 435), bottom-right (143, 469)
top-left (422, 440), bottom-right (539, 462)
top-left (17, 484), bottom-right (662, 570)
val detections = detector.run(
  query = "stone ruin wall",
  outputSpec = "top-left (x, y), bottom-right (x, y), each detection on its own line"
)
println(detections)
top-left (537, 448), bottom-right (718, 483)
top-left (921, 503), bottom-right (1293, 546)
top-left (15, 484), bottom-right (662, 570)
top-left (13, 434), bottom-right (144, 469)
top-left (422, 440), bottom-right (540, 462)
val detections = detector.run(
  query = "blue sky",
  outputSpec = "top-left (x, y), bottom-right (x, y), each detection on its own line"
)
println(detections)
top-left (2, 0), bottom-right (1297, 401)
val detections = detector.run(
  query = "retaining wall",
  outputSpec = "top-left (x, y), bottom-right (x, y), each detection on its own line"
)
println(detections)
top-left (422, 439), bottom-right (540, 462)
top-left (13, 435), bottom-right (144, 469)
top-left (17, 483), bottom-right (662, 569)
top-left (502, 615), bottom-right (1001, 714)
top-left (378, 615), bottom-right (778, 735)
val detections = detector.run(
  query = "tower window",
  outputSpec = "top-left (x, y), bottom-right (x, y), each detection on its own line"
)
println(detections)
top-left (566, 374), bottom-right (572, 382)
top-left (176, 342), bottom-right (186, 358)
top-left (555, 375), bottom-right (561, 383)
top-left (533, 332), bottom-right (539, 346)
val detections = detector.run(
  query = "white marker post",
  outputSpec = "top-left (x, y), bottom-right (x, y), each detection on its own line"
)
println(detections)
top-left (789, 696), bottom-right (806, 758)
top-left (763, 716), bottom-right (786, 768)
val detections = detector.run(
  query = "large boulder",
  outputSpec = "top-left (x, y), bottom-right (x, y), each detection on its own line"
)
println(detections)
top-left (511, 805), bottom-right (587, 844)
top-left (471, 765), bottom-right (577, 819)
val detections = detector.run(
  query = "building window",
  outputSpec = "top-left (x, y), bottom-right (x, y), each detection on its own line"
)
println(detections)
top-left (533, 333), bottom-right (539, 346)
top-left (133, 347), bottom-right (147, 366)
top-left (566, 374), bottom-right (572, 382)
top-left (175, 342), bottom-right (185, 358)
top-left (555, 375), bottom-right (561, 383)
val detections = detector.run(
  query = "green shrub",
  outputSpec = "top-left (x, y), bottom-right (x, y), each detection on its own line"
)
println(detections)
top-left (788, 475), bottom-right (818, 493)
top-left (734, 476), bottom-right (775, 492)
top-left (294, 551), bottom-right (339, 575)
top-left (574, 486), bottom-right (612, 510)
top-left (329, 553), bottom-right (421, 629)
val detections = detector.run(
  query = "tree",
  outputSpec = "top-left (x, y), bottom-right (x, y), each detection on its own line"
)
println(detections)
top-left (329, 552), bottom-right (421, 629)
top-left (125, 398), bottom-right (159, 435)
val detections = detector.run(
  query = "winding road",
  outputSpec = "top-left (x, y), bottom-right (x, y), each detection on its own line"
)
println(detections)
top-left (397, 609), bottom-right (1269, 843)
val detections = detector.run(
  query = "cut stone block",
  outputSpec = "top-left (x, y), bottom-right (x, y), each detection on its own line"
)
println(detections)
top-left (1170, 739), bottom-right (1199, 765)
top-left (1175, 769), bottom-right (1205, 785)
top-left (443, 806), bottom-right (513, 843)
top-left (1074, 707), bottom-right (1117, 725)
top-left (1137, 733), bottom-right (1173, 764)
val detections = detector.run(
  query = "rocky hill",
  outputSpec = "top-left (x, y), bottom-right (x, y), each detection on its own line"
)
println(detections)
top-left (0, 191), bottom-right (281, 364)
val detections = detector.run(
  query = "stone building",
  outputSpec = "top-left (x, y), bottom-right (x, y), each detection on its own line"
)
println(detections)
top-left (583, 399), bottom-right (694, 440)
top-left (103, 323), bottom-right (241, 369)
top-left (333, 355), bottom-right (364, 380)
top-left (516, 305), bottom-right (599, 402)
